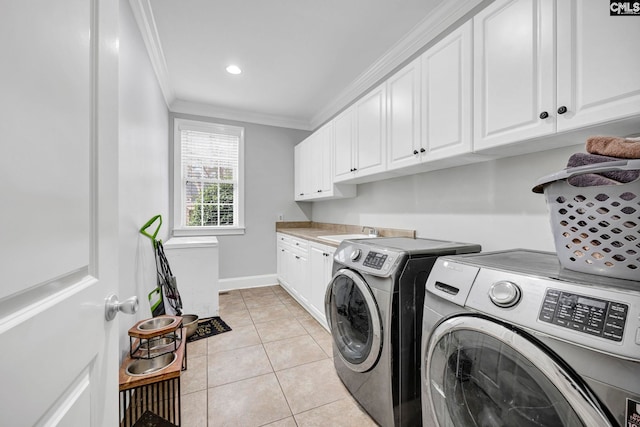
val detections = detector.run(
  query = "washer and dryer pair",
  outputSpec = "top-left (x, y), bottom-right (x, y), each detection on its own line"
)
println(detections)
top-left (324, 237), bottom-right (481, 427)
top-left (421, 249), bottom-right (640, 427)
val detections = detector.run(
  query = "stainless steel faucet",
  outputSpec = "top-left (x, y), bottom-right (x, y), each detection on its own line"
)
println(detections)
top-left (362, 226), bottom-right (379, 237)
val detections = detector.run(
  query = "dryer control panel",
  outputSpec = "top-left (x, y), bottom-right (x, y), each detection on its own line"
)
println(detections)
top-left (539, 289), bottom-right (628, 342)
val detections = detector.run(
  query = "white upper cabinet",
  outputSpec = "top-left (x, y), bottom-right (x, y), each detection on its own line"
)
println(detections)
top-left (355, 83), bottom-right (387, 176)
top-left (556, 0), bottom-right (640, 131)
top-left (295, 121), bottom-right (355, 201)
top-left (387, 21), bottom-right (475, 173)
top-left (333, 106), bottom-right (356, 181)
top-left (317, 122), bottom-right (334, 193)
top-left (334, 83), bottom-right (387, 182)
top-left (387, 57), bottom-right (422, 171)
top-left (421, 20), bottom-right (473, 161)
top-left (473, 0), bottom-right (555, 150)
top-left (474, 0), bottom-right (640, 152)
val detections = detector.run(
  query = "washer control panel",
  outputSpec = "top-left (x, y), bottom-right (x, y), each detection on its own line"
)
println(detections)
top-left (363, 251), bottom-right (388, 270)
top-left (334, 243), bottom-right (401, 277)
top-left (538, 289), bottom-right (628, 342)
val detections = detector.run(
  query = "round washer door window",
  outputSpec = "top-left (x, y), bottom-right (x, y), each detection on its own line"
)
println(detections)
top-left (425, 316), bottom-right (612, 427)
top-left (325, 268), bottom-right (382, 372)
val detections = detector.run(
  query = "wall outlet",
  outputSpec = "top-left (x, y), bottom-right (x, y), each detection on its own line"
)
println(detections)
top-left (277, 213), bottom-right (284, 221)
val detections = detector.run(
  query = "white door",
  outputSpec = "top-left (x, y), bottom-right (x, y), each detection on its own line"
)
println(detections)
top-left (387, 58), bottom-right (422, 171)
top-left (473, 0), bottom-right (556, 150)
top-left (422, 21), bottom-right (473, 160)
top-left (308, 243), bottom-right (333, 327)
top-left (556, 0), bottom-right (640, 131)
top-left (333, 107), bottom-right (355, 182)
top-left (0, 1), bottom-right (120, 426)
top-left (355, 83), bottom-right (387, 177)
top-left (317, 123), bottom-right (334, 193)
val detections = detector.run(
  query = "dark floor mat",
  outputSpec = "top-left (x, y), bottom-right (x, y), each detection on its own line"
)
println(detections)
top-left (186, 316), bottom-right (232, 343)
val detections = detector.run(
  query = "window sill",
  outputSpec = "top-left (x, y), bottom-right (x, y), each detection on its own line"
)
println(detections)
top-left (172, 227), bottom-right (245, 237)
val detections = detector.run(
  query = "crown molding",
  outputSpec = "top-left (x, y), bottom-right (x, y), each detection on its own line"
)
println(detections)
top-left (170, 99), bottom-right (312, 131)
top-left (128, 0), bottom-right (175, 108)
top-left (309, 0), bottom-right (488, 130)
top-left (130, 0), bottom-right (489, 131)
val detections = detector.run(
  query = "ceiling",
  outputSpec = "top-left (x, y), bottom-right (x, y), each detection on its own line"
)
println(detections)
top-left (130, 0), bottom-right (484, 130)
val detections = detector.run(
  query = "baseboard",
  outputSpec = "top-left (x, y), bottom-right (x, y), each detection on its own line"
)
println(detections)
top-left (219, 274), bottom-right (279, 291)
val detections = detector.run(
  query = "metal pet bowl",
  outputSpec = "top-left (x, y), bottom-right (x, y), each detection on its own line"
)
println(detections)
top-left (182, 314), bottom-right (199, 337)
top-left (125, 353), bottom-right (177, 376)
top-left (137, 316), bottom-right (177, 331)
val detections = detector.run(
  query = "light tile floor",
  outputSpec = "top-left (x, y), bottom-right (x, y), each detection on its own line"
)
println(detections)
top-left (180, 285), bottom-right (378, 427)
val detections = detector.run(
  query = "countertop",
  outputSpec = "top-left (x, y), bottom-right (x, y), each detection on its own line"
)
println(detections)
top-left (275, 221), bottom-right (415, 247)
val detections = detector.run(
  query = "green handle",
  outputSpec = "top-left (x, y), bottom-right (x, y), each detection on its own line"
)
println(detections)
top-left (140, 215), bottom-right (162, 244)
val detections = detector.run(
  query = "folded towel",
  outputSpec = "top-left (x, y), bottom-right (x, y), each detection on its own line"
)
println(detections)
top-left (567, 173), bottom-right (622, 188)
top-left (586, 135), bottom-right (640, 159)
top-left (566, 153), bottom-right (640, 184)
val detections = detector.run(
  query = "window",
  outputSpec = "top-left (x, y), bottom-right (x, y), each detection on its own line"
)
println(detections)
top-left (173, 118), bottom-right (244, 235)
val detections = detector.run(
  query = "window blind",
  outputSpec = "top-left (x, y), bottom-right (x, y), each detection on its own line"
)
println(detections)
top-left (181, 128), bottom-right (239, 227)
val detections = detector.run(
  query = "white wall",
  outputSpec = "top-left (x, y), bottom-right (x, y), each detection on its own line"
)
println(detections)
top-left (170, 113), bottom-right (311, 280)
top-left (312, 144), bottom-right (584, 252)
top-left (118, 0), bottom-right (170, 358)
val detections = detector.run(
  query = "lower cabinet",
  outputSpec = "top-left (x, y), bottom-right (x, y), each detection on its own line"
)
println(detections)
top-left (308, 242), bottom-right (335, 327)
top-left (276, 233), bottom-right (334, 329)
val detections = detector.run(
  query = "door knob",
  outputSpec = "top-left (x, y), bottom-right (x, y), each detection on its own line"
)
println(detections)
top-left (105, 294), bottom-right (139, 321)
top-left (557, 106), bottom-right (568, 114)
top-left (539, 111), bottom-right (549, 119)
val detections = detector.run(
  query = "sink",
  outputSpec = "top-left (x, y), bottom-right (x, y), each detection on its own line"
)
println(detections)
top-left (317, 234), bottom-right (377, 244)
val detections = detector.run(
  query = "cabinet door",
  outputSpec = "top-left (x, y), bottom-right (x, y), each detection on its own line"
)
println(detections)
top-left (277, 241), bottom-right (286, 281)
top-left (473, 0), bottom-right (555, 151)
top-left (387, 58), bottom-right (422, 171)
top-left (355, 83), bottom-right (387, 176)
top-left (422, 21), bottom-right (473, 160)
top-left (556, 0), bottom-right (640, 131)
top-left (333, 107), bottom-right (355, 182)
top-left (294, 139), bottom-right (313, 200)
top-left (309, 245), bottom-right (330, 323)
top-left (308, 133), bottom-right (322, 194)
top-left (294, 144), bottom-right (303, 200)
top-left (318, 122), bottom-right (334, 193)
top-left (291, 253), bottom-right (309, 304)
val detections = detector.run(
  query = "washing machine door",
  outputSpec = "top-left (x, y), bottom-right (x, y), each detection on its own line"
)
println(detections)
top-left (325, 268), bottom-right (382, 373)
top-left (424, 316), bottom-right (612, 427)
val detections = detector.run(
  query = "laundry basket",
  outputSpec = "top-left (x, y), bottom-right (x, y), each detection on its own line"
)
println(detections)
top-left (533, 159), bottom-right (640, 281)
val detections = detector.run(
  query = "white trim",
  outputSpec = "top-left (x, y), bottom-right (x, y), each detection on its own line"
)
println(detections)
top-left (172, 118), bottom-right (245, 232)
top-left (128, 0), bottom-right (174, 108)
top-left (219, 274), bottom-right (279, 291)
top-left (309, 0), bottom-right (489, 129)
top-left (173, 227), bottom-right (245, 237)
top-left (170, 99), bottom-right (312, 131)
top-left (130, 1), bottom-right (489, 130)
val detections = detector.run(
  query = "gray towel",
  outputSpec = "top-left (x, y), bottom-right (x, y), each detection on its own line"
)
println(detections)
top-left (566, 153), bottom-right (640, 186)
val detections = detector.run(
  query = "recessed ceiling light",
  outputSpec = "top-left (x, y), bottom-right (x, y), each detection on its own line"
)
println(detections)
top-left (226, 65), bottom-right (242, 75)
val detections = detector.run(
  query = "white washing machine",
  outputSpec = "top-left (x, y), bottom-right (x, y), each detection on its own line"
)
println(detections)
top-left (325, 237), bottom-right (480, 427)
top-left (421, 249), bottom-right (640, 427)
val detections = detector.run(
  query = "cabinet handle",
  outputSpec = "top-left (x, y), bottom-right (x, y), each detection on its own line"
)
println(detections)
top-left (539, 111), bottom-right (549, 119)
top-left (317, 189), bottom-right (322, 193)
top-left (353, 167), bottom-right (357, 171)
top-left (295, 255), bottom-right (300, 259)
top-left (413, 150), bottom-right (419, 155)
top-left (557, 106), bottom-right (567, 115)
top-left (299, 193), bottom-right (304, 196)
top-left (420, 148), bottom-right (426, 153)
